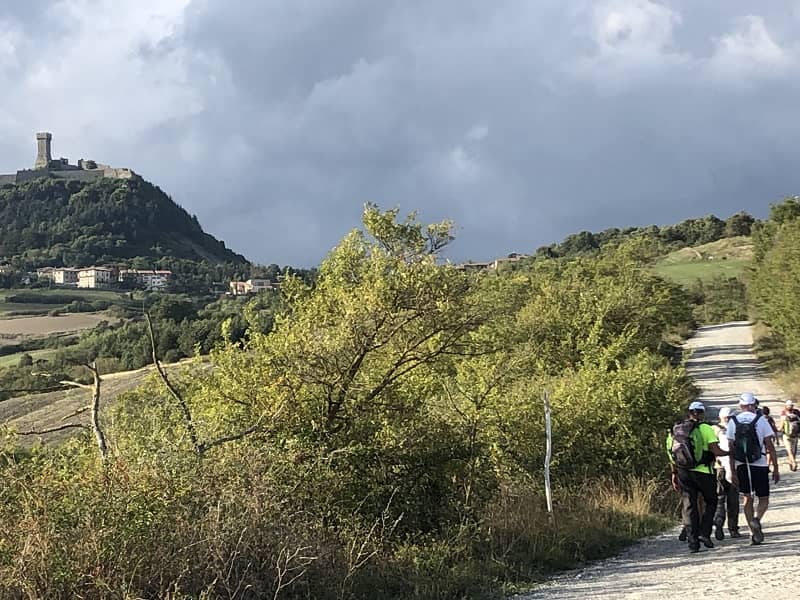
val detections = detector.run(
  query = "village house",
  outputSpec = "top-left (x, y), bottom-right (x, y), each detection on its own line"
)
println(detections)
top-left (456, 253), bottom-right (529, 272)
top-left (491, 253), bottom-right (528, 269)
top-left (55, 268), bottom-right (81, 286)
top-left (118, 269), bottom-right (173, 291)
top-left (228, 278), bottom-right (278, 296)
top-left (35, 267), bottom-right (81, 285)
top-left (36, 267), bottom-right (54, 281)
top-left (78, 267), bottom-right (116, 289)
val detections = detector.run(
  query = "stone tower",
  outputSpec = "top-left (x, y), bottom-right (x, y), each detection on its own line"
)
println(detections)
top-left (35, 132), bottom-right (52, 169)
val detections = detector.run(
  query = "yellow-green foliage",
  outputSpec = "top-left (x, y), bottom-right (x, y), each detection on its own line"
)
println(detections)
top-left (750, 200), bottom-right (800, 360)
top-left (0, 206), bottom-right (696, 599)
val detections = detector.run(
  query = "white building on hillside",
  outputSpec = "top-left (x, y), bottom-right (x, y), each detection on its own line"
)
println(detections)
top-left (54, 267), bottom-right (80, 286)
top-left (78, 267), bottom-right (115, 289)
top-left (119, 269), bottom-right (173, 291)
top-left (36, 267), bottom-right (54, 281)
top-left (37, 267), bottom-right (81, 286)
top-left (228, 278), bottom-right (278, 296)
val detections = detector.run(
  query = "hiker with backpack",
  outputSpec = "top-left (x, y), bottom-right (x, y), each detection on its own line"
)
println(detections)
top-left (713, 407), bottom-right (740, 540)
top-left (781, 400), bottom-right (800, 472)
top-left (762, 406), bottom-right (780, 447)
top-left (667, 401), bottom-right (728, 553)
top-left (727, 392), bottom-right (780, 545)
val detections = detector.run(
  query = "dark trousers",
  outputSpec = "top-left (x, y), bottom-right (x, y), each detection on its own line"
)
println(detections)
top-left (713, 468), bottom-right (739, 532)
top-left (677, 469), bottom-right (717, 545)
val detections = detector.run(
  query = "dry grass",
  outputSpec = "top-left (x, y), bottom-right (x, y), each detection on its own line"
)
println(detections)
top-left (0, 312), bottom-right (116, 337)
top-left (482, 477), bottom-right (672, 585)
top-left (0, 360), bottom-right (202, 445)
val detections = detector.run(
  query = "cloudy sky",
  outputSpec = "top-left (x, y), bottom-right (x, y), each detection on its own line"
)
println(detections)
top-left (2, 1), bottom-right (800, 266)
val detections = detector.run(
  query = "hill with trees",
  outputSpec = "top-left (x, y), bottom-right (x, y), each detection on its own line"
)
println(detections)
top-left (536, 211), bottom-right (755, 259)
top-left (0, 177), bottom-right (247, 272)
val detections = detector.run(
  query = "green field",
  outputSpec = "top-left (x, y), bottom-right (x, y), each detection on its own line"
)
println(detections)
top-left (0, 348), bottom-right (57, 369)
top-left (0, 301), bottom-right (57, 315)
top-left (652, 259), bottom-right (751, 285)
top-left (0, 289), bottom-right (129, 316)
top-left (652, 236), bottom-right (753, 286)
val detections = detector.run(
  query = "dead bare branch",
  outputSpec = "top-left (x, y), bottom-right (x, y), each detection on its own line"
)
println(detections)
top-left (145, 312), bottom-right (202, 456)
top-left (199, 423), bottom-right (264, 455)
top-left (17, 423), bottom-right (88, 436)
top-left (273, 545), bottom-right (317, 600)
top-left (60, 405), bottom-right (91, 422)
top-left (58, 379), bottom-right (93, 390)
top-left (86, 362), bottom-right (108, 462)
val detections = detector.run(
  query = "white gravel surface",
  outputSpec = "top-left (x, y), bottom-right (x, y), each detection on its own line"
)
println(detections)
top-left (518, 322), bottom-right (800, 599)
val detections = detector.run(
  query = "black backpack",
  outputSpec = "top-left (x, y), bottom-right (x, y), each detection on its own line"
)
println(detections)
top-left (671, 420), bottom-right (699, 469)
top-left (731, 414), bottom-right (763, 463)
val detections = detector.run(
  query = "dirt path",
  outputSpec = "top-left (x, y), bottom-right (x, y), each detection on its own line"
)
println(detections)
top-left (518, 322), bottom-right (800, 599)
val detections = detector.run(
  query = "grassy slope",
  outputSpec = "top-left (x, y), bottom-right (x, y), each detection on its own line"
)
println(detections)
top-left (652, 236), bottom-right (753, 285)
top-left (0, 360), bottom-right (201, 445)
top-left (0, 289), bottom-right (127, 316)
top-left (0, 348), bottom-right (56, 369)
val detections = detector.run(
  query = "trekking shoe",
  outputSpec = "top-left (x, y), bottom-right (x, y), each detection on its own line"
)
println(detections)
top-left (750, 518), bottom-right (764, 545)
top-left (699, 536), bottom-right (715, 548)
top-left (678, 527), bottom-right (687, 542)
top-left (714, 524), bottom-right (725, 541)
top-left (689, 545), bottom-right (700, 553)
top-left (729, 529), bottom-right (742, 539)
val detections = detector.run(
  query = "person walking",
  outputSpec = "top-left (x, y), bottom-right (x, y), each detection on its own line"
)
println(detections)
top-left (762, 406), bottom-right (780, 446)
top-left (728, 392), bottom-right (780, 545)
top-left (667, 401), bottom-right (727, 553)
top-left (782, 400), bottom-right (800, 472)
top-left (713, 407), bottom-right (740, 540)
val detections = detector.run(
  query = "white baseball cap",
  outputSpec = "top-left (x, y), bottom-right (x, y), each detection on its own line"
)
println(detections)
top-left (689, 401), bottom-right (706, 411)
top-left (786, 400), bottom-right (795, 407)
top-left (719, 407), bottom-right (733, 419)
top-left (739, 392), bottom-right (757, 406)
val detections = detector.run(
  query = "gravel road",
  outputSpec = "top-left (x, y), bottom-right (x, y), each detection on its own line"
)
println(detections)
top-left (518, 321), bottom-right (800, 599)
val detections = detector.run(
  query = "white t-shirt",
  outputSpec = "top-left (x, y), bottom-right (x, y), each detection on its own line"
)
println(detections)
top-left (726, 411), bottom-right (774, 467)
top-left (716, 424), bottom-right (733, 482)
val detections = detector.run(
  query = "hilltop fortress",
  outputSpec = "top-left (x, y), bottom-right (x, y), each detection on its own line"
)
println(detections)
top-left (0, 132), bottom-right (136, 185)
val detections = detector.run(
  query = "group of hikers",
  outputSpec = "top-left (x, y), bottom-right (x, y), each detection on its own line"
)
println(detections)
top-left (667, 393), bottom-right (800, 552)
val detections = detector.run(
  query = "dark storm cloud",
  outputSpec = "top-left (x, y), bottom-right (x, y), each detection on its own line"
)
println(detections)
top-left (2, 1), bottom-right (800, 265)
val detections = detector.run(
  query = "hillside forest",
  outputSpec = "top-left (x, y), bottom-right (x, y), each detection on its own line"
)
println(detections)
top-left (1, 197), bottom-right (798, 598)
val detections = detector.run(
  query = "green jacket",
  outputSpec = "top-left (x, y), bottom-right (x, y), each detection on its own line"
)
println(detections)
top-left (666, 421), bottom-right (717, 474)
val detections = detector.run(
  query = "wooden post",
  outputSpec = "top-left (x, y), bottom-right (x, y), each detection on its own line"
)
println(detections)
top-left (543, 390), bottom-right (554, 521)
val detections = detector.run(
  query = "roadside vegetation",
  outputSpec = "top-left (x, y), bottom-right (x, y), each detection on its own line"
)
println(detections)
top-left (654, 238), bottom-right (752, 326)
top-left (0, 206), bottom-right (695, 599)
top-left (749, 197), bottom-right (800, 398)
